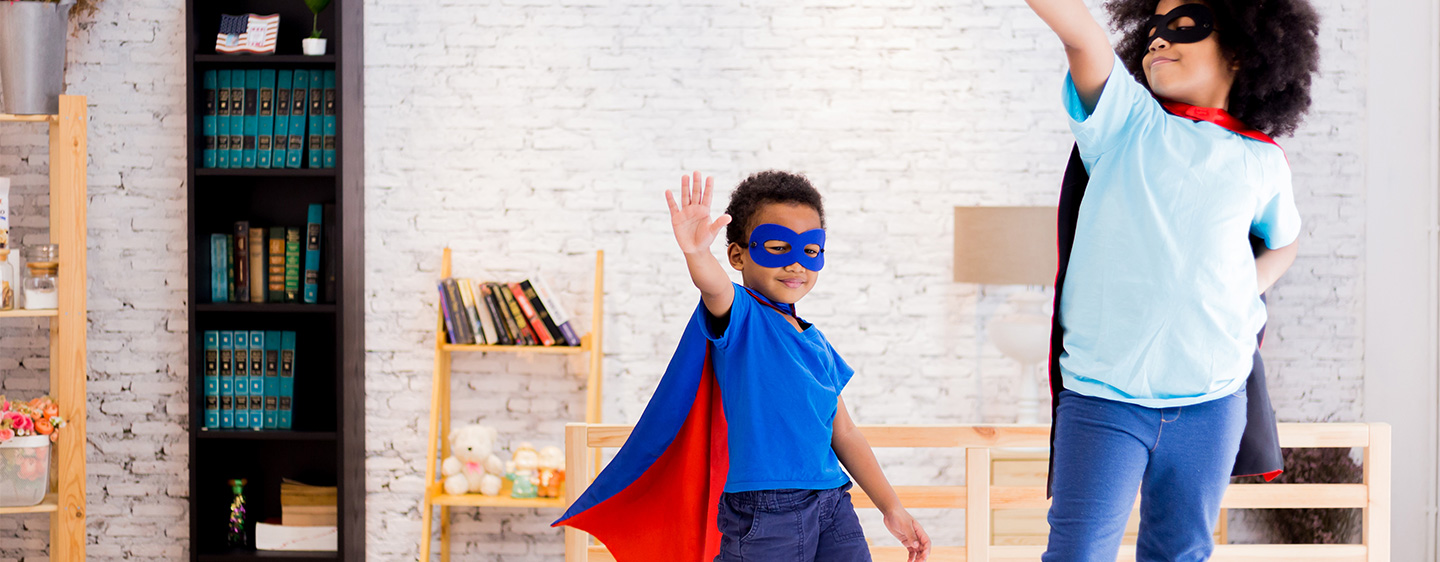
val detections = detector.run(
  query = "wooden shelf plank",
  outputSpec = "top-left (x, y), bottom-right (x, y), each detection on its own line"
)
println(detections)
top-left (195, 168), bottom-right (336, 177)
top-left (197, 431), bottom-right (337, 441)
top-left (195, 303), bottom-right (337, 314)
top-left (0, 114), bottom-right (56, 123)
top-left (0, 309), bottom-right (59, 318)
top-left (198, 550), bottom-right (338, 561)
top-left (427, 483), bottom-right (565, 509)
top-left (0, 493), bottom-right (58, 515)
top-left (441, 333), bottom-right (592, 355)
top-left (194, 54), bottom-right (336, 64)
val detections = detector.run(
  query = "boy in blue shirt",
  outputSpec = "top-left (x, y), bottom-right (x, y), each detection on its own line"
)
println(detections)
top-left (1021, 0), bottom-right (1321, 560)
top-left (670, 170), bottom-right (930, 562)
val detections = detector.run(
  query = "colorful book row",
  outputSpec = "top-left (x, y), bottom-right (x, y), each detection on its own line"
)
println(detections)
top-left (211, 203), bottom-right (334, 304)
top-left (438, 277), bottom-right (581, 347)
top-left (202, 330), bottom-right (298, 430)
top-left (201, 69), bottom-right (336, 169)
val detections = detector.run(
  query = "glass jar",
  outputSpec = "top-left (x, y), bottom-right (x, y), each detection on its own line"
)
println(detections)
top-left (0, 249), bottom-right (13, 311)
top-left (22, 244), bottom-right (58, 311)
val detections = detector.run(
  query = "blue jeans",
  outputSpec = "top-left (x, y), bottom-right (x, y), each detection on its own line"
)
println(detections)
top-left (714, 481), bottom-right (872, 562)
top-left (1044, 388), bottom-right (1247, 562)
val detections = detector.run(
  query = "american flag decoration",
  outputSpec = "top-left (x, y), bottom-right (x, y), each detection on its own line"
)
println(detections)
top-left (215, 13), bottom-right (279, 55)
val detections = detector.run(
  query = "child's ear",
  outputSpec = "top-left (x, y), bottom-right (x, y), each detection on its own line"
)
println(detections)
top-left (727, 243), bottom-right (746, 271)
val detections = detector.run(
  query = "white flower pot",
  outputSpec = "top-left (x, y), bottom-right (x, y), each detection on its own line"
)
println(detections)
top-left (302, 38), bottom-right (327, 56)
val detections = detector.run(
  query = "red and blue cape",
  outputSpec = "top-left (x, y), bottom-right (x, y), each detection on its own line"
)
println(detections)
top-left (1046, 101), bottom-right (1286, 496)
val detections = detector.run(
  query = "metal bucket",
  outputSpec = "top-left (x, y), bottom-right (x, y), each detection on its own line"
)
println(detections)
top-left (0, 1), bottom-right (74, 115)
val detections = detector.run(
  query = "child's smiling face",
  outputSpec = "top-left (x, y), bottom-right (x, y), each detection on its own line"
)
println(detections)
top-left (1142, 0), bottom-right (1237, 110)
top-left (727, 202), bottom-right (822, 305)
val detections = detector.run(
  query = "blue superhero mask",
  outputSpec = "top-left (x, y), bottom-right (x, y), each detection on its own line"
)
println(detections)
top-left (746, 223), bottom-right (825, 271)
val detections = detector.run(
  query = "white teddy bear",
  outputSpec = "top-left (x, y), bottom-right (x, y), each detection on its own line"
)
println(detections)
top-left (440, 424), bottom-right (505, 496)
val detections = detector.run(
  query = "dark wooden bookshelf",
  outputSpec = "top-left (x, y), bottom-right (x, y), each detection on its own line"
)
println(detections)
top-left (185, 0), bottom-right (364, 558)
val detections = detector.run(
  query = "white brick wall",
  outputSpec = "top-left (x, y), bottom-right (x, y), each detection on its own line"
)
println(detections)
top-left (0, 0), bottom-right (1365, 558)
top-left (365, 0), bottom-right (1366, 558)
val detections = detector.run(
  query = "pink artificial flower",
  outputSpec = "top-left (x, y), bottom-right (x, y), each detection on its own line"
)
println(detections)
top-left (0, 428), bottom-right (15, 442)
top-left (4, 412), bottom-right (32, 432)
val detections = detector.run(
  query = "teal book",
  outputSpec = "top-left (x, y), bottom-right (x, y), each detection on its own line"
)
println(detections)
top-left (284, 227), bottom-right (301, 302)
top-left (203, 331), bottom-right (219, 429)
top-left (307, 69), bottom-right (324, 169)
top-left (218, 331), bottom-right (234, 429)
top-left (256, 69), bottom-right (276, 168)
top-left (278, 331), bottom-right (296, 429)
top-left (225, 234), bottom-right (236, 303)
top-left (242, 69), bottom-right (260, 168)
top-left (248, 331), bottom-right (265, 429)
top-left (232, 329), bottom-right (250, 429)
top-left (215, 70), bottom-right (231, 168)
top-left (263, 330), bottom-right (281, 429)
top-left (322, 70), bottom-right (336, 168)
top-left (210, 234), bottom-right (228, 303)
top-left (229, 70), bottom-right (245, 168)
top-left (303, 204), bottom-right (322, 304)
top-left (273, 71), bottom-right (292, 168)
top-left (287, 69), bottom-right (309, 169)
top-left (202, 70), bottom-right (217, 169)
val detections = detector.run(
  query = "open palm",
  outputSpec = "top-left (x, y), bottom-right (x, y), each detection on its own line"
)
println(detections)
top-left (665, 171), bottom-right (731, 255)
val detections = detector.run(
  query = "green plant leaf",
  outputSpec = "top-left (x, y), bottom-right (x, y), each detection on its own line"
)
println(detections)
top-left (303, 0), bottom-right (331, 15)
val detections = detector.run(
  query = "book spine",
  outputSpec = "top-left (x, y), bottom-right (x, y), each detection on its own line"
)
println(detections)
top-left (233, 329), bottom-right (250, 429)
top-left (242, 69), bottom-right (260, 168)
top-left (481, 283), bottom-right (517, 345)
top-left (203, 70), bottom-right (217, 169)
top-left (321, 203), bottom-right (336, 304)
top-left (443, 279), bottom-right (475, 345)
top-left (210, 234), bottom-right (228, 303)
top-left (248, 331), bottom-right (265, 429)
top-left (303, 204), bottom-right (321, 304)
top-left (256, 68), bottom-right (276, 168)
top-left (438, 282), bottom-right (459, 344)
top-left (263, 330), bottom-right (281, 429)
top-left (233, 221), bottom-right (249, 303)
top-left (218, 331), bottom-right (234, 429)
top-left (229, 70), bottom-right (245, 168)
top-left (287, 69), bottom-right (308, 169)
top-left (533, 274), bottom-right (582, 346)
top-left (495, 282), bottom-right (536, 345)
top-left (268, 226), bottom-right (286, 302)
top-left (322, 70), bottom-right (337, 168)
top-left (469, 280), bottom-right (500, 345)
top-left (203, 331), bottom-right (219, 430)
top-left (225, 234), bottom-right (236, 303)
top-left (273, 70), bottom-right (292, 170)
top-left (248, 228), bottom-right (266, 303)
top-left (279, 331), bottom-right (296, 429)
top-left (216, 70), bottom-right (231, 168)
top-left (456, 278), bottom-right (487, 345)
top-left (284, 227), bottom-right (301, 302)
top-left (307, 70), bottom-right (324, 169)
top-left (520, 280), bottom-right (566, 346)
top-left (510, 282), bottom-right (555, 346)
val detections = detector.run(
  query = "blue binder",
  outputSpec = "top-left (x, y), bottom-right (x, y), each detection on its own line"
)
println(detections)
top-left (248, 331), bottom-right (265, 429)
top-left (263, 330), bottom-right (281, 428)
top-left (210, 234), bottom-right (228, 303)
top-left (218, 331), bottom-right (234, 429)
top-left (322, 70), bottom-right (336, 168)
top-left (229, 70), bottom-right (245, 168)
top-left (307, 70), bottom-right (324, 169)
top-left (287, 70), bottom-right (308, 169)
top-left (257, 69), bottom-right (276, 168)
top-left (273, 71), bottom-right (292, 168)
top-left (278, 331), bottom-right (296, 429)
top-left (303, 204), bottom-right (322, 303)
top-left (215, 70), bottom-right (231, 168)
top-left (203, 331), bottom-right (219, 429)
top-left (202, 70), bottom-right (217, 169)
top-left (242, 70), bottom-right (260, 168)
top-left (233, 329), bottom-right (250, 429)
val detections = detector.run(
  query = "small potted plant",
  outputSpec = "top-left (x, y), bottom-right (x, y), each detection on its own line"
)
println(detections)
top-left (301, 0), bottom-right (332, 56)
top-left (0, 0), bottom-right (102, 114)
top-left (0, 395), bottom-right (66, 507)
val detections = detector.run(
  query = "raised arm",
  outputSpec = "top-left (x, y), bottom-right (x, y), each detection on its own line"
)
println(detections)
top-left (666, 172), bottom-right (735, 318)
top-left (1024, 0), bottom-right (1115, 112)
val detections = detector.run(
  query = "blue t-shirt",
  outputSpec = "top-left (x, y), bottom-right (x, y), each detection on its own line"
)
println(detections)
top-left (701, 283), bottom-right (855, 493)
top-left (1058, 55), bottom-right (1302, 408)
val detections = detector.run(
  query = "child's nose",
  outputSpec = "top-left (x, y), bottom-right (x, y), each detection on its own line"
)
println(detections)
top-left (1148, 36), bottom-right (1171, 52)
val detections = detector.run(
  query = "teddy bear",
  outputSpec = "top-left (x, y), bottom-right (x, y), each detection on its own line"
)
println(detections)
top-left (505, 442), bottom-right (541, 499)
top-left (536, 445), bottom-right (565, 498)
top-left (440, 424), bottom-right (505, 496)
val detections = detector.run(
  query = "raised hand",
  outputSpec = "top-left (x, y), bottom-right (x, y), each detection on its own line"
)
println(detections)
top-left (665, 171), bottom-right (732, 256)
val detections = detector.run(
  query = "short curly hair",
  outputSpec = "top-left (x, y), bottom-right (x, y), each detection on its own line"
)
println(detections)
top-left (723, 171), bottom-right (826, 247)
top-left (1106, 0), bottom-right (1322, 137)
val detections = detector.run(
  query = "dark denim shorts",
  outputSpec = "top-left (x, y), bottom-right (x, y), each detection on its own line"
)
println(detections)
top-left (714, 481), bottom-right (872, 562)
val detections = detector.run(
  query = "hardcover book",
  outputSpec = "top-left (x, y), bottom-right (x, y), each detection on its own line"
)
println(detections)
top-left (248, 330), bottom-right (265, 428)
top-left (284, 227), bottom-right (302, 302)
top-left (303, 204), bottom-right (321, 304)
top-left (278, 331), bottom-right (296, 429)
top-left (233, 221), bottom-right (250, 302)
top-left (203, 331), bottom-right (219, 429)
top-left (256, 68), bottom-right (276, 168)
top-left (268, 226), bottom-right (286, 302)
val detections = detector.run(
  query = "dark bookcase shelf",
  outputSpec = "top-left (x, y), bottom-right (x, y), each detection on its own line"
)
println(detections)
top-left (186, 0), bottom-right (364, 559)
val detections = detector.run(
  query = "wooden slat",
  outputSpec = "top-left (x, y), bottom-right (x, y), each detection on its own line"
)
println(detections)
top-left (582, 424), bottom-right (1054, 449)
top-left (49, 94), bottom-right (86, 562)
top-left (1277, 423), bottom-right (1373, 448)
top-left (1364, 423), bottom-right (1391, 562)
top-left (853, 486), bottom-right (966, 509)
top-left (0, 113), bottom-right (55, 123)
top-left (566, 424), bottom-right (589, 562)
top-left (990, 544), bottom-right (1366, 561)
top-left (990, 483), bottom-right (1369, 510)
top-left (0, 493), bottom-right (58, 515)
top-left (441, 339), bottom-right (591, 354)
top-left (966, 448), bottom-right (990, 562)
top-left (0, 309), bottom-right (59, 318)
top-left (869, 546), bottom-right (966, 561)
top-left (426, 482), bottom-right (565, 509)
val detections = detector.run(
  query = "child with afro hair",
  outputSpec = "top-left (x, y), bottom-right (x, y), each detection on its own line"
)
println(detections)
top-left (1020, 0), bottom-right (1320, 560)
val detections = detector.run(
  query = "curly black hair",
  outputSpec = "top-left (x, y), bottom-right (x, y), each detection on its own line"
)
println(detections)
top-left (1106, 0), bottom-right (1321, 137)
top-left (723, 170), bottom-right (826, 247)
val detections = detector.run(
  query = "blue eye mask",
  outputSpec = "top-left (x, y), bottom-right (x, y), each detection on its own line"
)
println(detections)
top-left (746, 223), bottom-right (825, 271)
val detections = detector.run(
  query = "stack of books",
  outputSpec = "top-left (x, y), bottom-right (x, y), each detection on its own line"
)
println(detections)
top-left (209, 203), bottom-right (335, 305)
top-left (202, 330), bottom-right (298, 431)
top-left (201, 68), bottom-right (337, 169)
top-left (438, 276), bottom-right (580, 347)
top-left (256, 479), bottom-right (338, 551)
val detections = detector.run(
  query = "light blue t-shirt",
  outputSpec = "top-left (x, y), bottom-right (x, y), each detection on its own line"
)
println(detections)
top-left (1058, 55), bottom-right (1301, 408)
top-left (701, 283), bottom-right (855, 493)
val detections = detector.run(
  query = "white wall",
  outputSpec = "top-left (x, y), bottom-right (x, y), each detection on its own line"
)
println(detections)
top-left (363, 0), bottom-right (1369, 558)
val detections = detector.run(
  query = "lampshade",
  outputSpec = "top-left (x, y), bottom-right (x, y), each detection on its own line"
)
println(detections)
top-left (953, 206), bottom-right (1059, 286)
